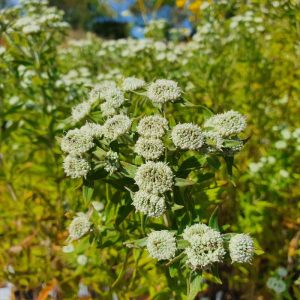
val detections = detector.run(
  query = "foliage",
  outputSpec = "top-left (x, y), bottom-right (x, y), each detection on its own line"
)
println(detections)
top-left (0, 0), bottom-right (300, 299)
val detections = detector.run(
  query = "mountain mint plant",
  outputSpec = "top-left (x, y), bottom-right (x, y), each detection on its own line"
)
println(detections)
top-left (60, 77), bottom-right (255, 297)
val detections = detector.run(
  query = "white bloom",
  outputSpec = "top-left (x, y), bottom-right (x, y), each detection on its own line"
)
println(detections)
top-left (104, 150), bottom-right (119, 174)
top-left (204, 110), bottom-right (247, 137)
top-left (266, 277), bottom-right (286, 294)
top-left (147, 79), bottom-right (181, 104)
top-left (88, 81), bottom-right (117, 103)
top-left (62, 244), bottom-right (74, 253)
top-left (135, 137), bottom-right (164, 160)
top-left (171, 123), bottom-right (204, 150)
top-left (279, 169), bottom-right (289, 178)
top-left (275, 140), bottom-right (287, 149)
top-left (68, 214), bottom-right (91, 240)
top-left (61, 129), bottom-right (94, 155)
top-left (229, 234), bottom-right (254, 263)
top-left (147, 230), bottom-right (176, 260)
top-left (102, 114), bottom-right (131, 141)
top-left (63, 155), bottom-right (90, 179)
top-left (276, 267), bottom-right (288, 277)
top-left (249, 162), bottom-right (263, 173)
top-left (77, 255), bottom-right (88, 266)
top-left (102, 88), bottom-right (125, 108)
top-left (22, 23), bottom-right (41, 34)
top-left (122, 77), bottom-right (145, 91)
top-left (134, 161), bottom-right (173, 194)
top-left (71, 102), bottom-right (91, 123)
top-left (80, 123), bottom-right (103, 138)
top-left (137, 115), bottom-right (168, 138)
top-left (186, 230), bottom-right (225, 269)
top-left (100, 102), bottom-right (117, 117)
top-left (281, 128), bottom-right (292, 140)
top-left (132, 190), bottom-right (166, 217)
top-left (183, 223), bottom-right (212, 243)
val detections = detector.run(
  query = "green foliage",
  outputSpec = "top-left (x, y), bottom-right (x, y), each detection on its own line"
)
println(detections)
top-left (0, 0), bottom-right (300, 299)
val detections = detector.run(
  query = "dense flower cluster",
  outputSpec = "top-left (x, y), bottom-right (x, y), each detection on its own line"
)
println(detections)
top-left (134, 162), bottom-right (174, 194)
top-left (204, 110), bottom-right (247, 137)
top-left (171, 123), bottom-right (204, 150)
top-left (63, 155), bottom-right (90, 179)
top-left (146, 230), bottom-right (176, 260)
top-left (137, 115), bottom-right (169, 138)
top-left (147, 79), bottom-right (182, 105)
top-left (183, 224), bottom-right (225, 269)
top-left (132, 191), bottom-right (166, 217)
top-left (229, 234), bottom-right (254, 263)
top-left (60, 77), bottom-right (251, 276)
top-left (122, 77), bottom-right (145, 91)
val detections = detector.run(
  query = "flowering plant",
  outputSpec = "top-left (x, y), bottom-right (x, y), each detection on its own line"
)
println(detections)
top-left (60, 77), bottom-right (255, 297)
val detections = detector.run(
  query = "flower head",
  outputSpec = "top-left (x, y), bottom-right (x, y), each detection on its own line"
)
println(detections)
top-left (61, 129), bottom-right (94, 155)
top-left (171, 123), bottom-right (204, 150)
top-left (88, 81), bottom-right (117, 103)
top-left (147, 230), bottom-right (176, 260)
top-left (71, 101), bottom-right (91, 123)
top-left (63, 155), bottom-right (90, 178)
top-left (135, 137), bottom-right (164, 160)
top-left (80, 123), bottom-right (103, 138)
top-left (134, 161), bottom-right (173, 194)
top-left (68, 213), bottom-right (91, 240)
top-left (229, 234), bottom-right (254, 263)
top-left (185, 229), bottom-right (225, 269)
top-left (266, 277), bottom-right (286, 294)
top-left (137, 115), bottom-right (168, 138)
top-left (132, 191), bottom-right (166, 217)
top-left (103, 114), bottom-right (131, 141)
top-left (147, 79), bottom-right (181, 104)
top-left (122, 77), bottom-right (145, 91)
top-left (204, 110), bottom-right (246, 137)
top-left (183, 223), bottom-right (212, 242)
top-left (102, 87), bottom-right (125, 108)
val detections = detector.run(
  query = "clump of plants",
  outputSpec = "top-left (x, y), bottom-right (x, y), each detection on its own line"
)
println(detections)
top-left (60, 77), bottom-right (256, 297)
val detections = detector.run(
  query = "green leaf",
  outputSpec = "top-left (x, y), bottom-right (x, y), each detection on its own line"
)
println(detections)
top-left (187, 273), bottom-right (204, 300)
top-left (175, 177), bottom-right (196, 187)
top-left (82, 183), bottom-right (94, 204)
top-left (224, 156), bottom-right (234, 176)
top-left (209, 206), bottom-right (220, 231)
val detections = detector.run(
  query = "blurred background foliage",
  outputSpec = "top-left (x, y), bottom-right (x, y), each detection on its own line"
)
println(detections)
top-left (0, 0), bottom-right (300, 299)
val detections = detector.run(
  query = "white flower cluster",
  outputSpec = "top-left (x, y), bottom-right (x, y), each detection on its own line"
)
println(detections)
top-left (61, 129), bottom-right (94, 155)
top-left (266, 277), bottom-right (286, 294)
top-left (132, 191), bottom-right (166, 217)
top-left (229, 234), bottom-right (254, 263)
top-left (102, 114), bottom-right (131, 141)
top-left (71, 102), bottom-right (91, 123)
top-left (132, 115), bottom-right (170, 216)
top-left (134, 137), bottom-right (164, 161)
top-left (147, 79), bottom-right (182, 105)
top-left (134, 162), bottom-right (173, 194)
top-left (171, 123), bottom-right (204, 150)
top-left (68, 213), bottom-right (91, 241)
top-left (122, 77), bottom-right (145, 91)
top-left (137, 115), bottom-right (169, 138)
top-left (63, 155), bottom-right (90, 179)
top-left (12, 0), bottom-right (68, 35)
top-left (204, 110), bottom-right (247, 137)
top-left (184, 224), bottom-right (225, 269)
top-left (146, 230), bottom-right (176, 260)
top-left (88, 81), bottom-right (117, 104)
